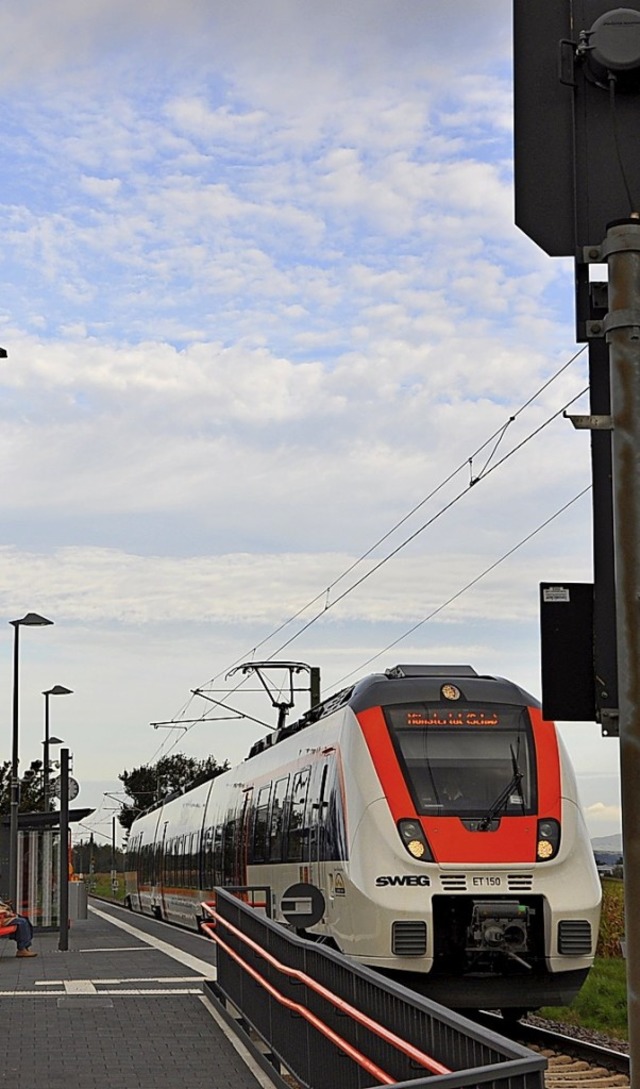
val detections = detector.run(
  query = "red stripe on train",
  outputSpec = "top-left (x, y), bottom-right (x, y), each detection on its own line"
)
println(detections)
top-left (356, 705), bottom-right (561, 865)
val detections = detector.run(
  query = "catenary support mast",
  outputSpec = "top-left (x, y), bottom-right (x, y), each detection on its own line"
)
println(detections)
top-left (604, 219), bottom-right (640, 1066)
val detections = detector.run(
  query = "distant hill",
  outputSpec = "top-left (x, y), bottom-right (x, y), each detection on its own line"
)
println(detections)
top-left (591, 834), bottom-right (623, 852)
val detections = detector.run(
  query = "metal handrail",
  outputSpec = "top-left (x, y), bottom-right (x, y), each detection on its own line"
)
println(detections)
top-left (201, 900), bottom-right (451, 1079)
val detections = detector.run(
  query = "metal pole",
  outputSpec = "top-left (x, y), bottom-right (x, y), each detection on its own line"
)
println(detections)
top-left (43, 691), bottom-right (50, 813)
top-left (8, 622), bottom-right (20, 908)
top-left (588, 328), bottom-right (619, 731)
top-left (604, 218), bottom-right (640, 1078)
top-left (111, 816), bottom-right (117, 895)
top-left (58, 748), bottom-right (70, 951)
top-left (7, 613), bottom-right (53, 906)
top-left (310, 667), bottom-right (321, 708)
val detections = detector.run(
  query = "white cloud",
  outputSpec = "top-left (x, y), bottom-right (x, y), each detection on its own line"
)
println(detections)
top-left (79, 175), bottom-right (122, 200)
top-left (0, 520), bottom-right (592, 629)
top-left (586, 802), bottom-right (622, 824)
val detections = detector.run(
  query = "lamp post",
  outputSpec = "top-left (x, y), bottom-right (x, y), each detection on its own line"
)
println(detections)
top-left (42, 686), bottom-right (73, 812)
top-left (9, 612), bottom-right (53, 907)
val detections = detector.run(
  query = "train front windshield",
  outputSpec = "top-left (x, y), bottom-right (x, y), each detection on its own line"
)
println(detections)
top-left (384, 704), bottom-right (536, 818)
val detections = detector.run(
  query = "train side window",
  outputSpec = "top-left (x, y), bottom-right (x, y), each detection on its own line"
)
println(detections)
top-left (184, 833), bottom-right (192, 887)
top-left (187, 831), bottom-right (198, 887)
top-left (202, 825), bottom-right (214, 888)
top-left (176, 836), bottom-right (183, 888)
top-left (153, 838), bottom-right (163, 886)
top-left (268, 776), bottom-right (290, 862)
top-left (182, 834), bottom-right (189, 887)
top-left (172, 837), bottom-right (180, 887)
top-left (213, 824), bottom-right (224, 886)
top-left (252, 784), bottom-right (272, 864)
top-left (171, 837), bottom-right (179, 887)
top-left (287, 767), bottom-right (311, 862)
top-left (140, 843), bottom-right (149, 884)
top-left (222, 817), bottom-right (238, 883)
top-left (170, 836), bottom-right (176, 887)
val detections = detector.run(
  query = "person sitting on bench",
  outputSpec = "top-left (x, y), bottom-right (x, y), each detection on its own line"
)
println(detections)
top-left (0, 897), bottom-right (37, 958)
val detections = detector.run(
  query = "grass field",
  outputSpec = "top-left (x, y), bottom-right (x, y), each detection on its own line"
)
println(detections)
top-left (538, 957), bottom-right (628, 1040)
top-left (87, 873), bottom-right (125, 900)
top-left (538, 879), bottom-right (627, 1039)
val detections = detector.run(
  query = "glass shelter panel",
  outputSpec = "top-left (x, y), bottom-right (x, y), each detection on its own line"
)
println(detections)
top-left (17, 827), bottom-right (61, 928)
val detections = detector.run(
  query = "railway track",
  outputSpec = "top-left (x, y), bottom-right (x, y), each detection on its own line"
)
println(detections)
top-left (475, 1012), bottom-right (630, 1088)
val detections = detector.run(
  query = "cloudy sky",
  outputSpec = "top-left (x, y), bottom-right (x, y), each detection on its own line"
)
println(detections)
top-left (0, 0), bottom-right (621, 847)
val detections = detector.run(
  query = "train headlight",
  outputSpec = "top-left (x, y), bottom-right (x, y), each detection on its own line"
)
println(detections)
top-left (536, 818), bottom-right (561, 861)
top-left (397, 820), bottom-right (433, 861)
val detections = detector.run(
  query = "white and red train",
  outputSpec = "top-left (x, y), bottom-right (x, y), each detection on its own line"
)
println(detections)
top-left (125, 664), bottom-right (601, 1015)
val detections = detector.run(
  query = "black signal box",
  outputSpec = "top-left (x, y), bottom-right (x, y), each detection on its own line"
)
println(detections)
top-left (539, 582), bottom-right (596, 722)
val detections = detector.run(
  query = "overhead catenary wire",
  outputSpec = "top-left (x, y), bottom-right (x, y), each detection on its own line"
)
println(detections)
top-left (151, 348), bottom-right (589, 759)
top-left (196, 347), bottom-right (587, 688)
top-left (258, 382), bottom-right (589, 661)
top-left (154, 468), bottom-right (591, 767)
top-left (329, 484), bottom-right (592, 688)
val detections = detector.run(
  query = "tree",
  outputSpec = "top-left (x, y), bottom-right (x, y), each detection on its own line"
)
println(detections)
top-left (0, 758), bottom-right (53, 814)
top-left (117, 752), bottom-right (229, 832)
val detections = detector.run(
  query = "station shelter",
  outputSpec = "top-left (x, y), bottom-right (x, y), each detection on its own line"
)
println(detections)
top-left (0, 808), bottom-right (93, 927)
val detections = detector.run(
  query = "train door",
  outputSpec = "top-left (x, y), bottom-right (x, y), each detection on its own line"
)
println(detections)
top-left (157, 821), bottom-right (169, 918)
top-left (125, 831), bottom-right (142, 910)
top-left (234, 788), bottom-right (253, 888)
top-left (288, 766), bottom-right (311, 881)
top-left (308, 756), bottom-right (331, 901)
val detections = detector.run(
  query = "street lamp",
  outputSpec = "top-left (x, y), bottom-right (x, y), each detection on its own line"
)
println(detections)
top-left (42, 686), bottom-right (73, 812)
top-left (9, 612), bottom-right (53, 907)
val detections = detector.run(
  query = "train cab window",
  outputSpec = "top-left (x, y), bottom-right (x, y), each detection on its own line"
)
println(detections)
top-left (385, 704), bottom-right (536, 818)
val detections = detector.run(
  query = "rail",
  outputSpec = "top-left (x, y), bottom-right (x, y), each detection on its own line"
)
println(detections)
top-left (201, 888), bottom-right (547, 1089)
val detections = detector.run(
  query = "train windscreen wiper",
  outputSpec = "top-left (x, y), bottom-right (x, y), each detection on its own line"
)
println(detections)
top-left (478, 745), bottom-right (523, 831)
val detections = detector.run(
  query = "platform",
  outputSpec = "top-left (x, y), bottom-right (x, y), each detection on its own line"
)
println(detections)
top-left (0, 899), bottom-right (275, 1089)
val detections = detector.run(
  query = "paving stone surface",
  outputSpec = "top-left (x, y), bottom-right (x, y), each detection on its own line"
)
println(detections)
top-left (0, 903), bottom-right (266, 1089)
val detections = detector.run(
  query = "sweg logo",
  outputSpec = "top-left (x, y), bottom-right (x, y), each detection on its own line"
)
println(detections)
top-left (375, 875), bottom-right (431, 887)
